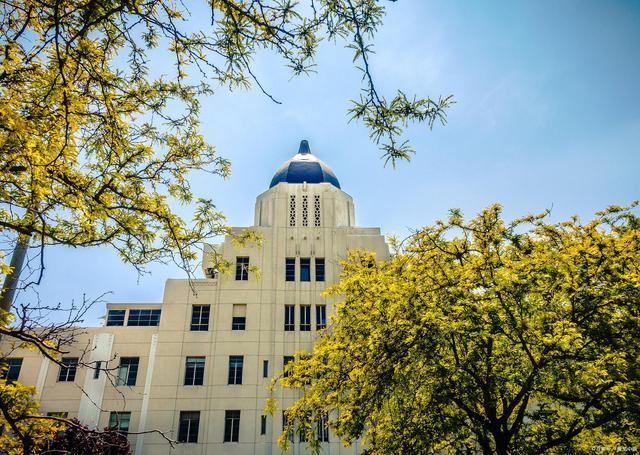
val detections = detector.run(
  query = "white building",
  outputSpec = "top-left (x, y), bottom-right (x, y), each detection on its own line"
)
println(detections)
top-left (2, 140), bottom-right (389, 454)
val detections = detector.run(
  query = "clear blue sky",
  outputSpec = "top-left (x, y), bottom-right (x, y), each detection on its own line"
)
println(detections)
top-left (21, 1), bottom-right (640, 324)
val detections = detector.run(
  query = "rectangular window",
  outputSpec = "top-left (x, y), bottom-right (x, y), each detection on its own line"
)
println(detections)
top-left (106, 309), bottom-right (126, 326)
top-left (300, 258), bottom-right (311, 282)
top-left (1, 358), bottom-right (23, 382)
top-left (285, 258), bottom-right (296, 281)
top-left (58, 358), bottom-right (78, 382)
top-left (108, 411), bottom-right (131, 434)
top-left (283, 356), bottom-right (294, 378)
top-left (178, 411), bottom-right (200, 443)
top-left (224, 410), bottom-right (240, 442)
top-left (47, 412), bottom-right (69, 418)
top-left (284, 305), bottom-right (295, 331)
top-left (315, 258), bottom-right (325, 282)
top-left (127, 309), bottom-right (161, 326)
top-left (190, 305), bottom-right (210, 331)
top-left (184, 357), bottom-right (205, 386)
top-left (116, 357), bottom-right (139, 386)
top-left (316, 305), bottom-right (327, 330)
top-left (300, 305), bottom-right (311, 331)
top-left (235, 257), bottom-right (249, 281)
top-left (93, 361), bottom-right (102, 379)
top-left (263, 360), bottom-right (269, 378)
top-left (260, 415), bottom-right (267, 435)
top-left (228, 356), bottom-right (244, 385)
top-left (231, 304), bottom-right (246, 330)
top-left (317, 413), bottom-right (329, 442)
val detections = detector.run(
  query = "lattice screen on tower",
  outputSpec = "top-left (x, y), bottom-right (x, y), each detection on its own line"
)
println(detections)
top-left (302, 195), bottom-right (308, 226)
top-left (289, 195), bottom-right (296, 226)
top-left (314, 195), bottom-right (321, 227)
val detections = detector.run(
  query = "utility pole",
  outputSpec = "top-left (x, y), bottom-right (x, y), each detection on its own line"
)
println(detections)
top-left (0, 233), bottom-right (31, 312)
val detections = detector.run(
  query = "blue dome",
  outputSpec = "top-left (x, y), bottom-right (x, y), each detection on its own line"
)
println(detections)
top-left (269, 140), bottom-right (341, 189)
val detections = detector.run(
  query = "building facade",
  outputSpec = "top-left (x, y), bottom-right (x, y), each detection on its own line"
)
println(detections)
top-left (2, 140), bottom-right (389, 454)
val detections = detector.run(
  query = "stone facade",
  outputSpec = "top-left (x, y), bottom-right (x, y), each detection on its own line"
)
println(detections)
top-left (2, 141), bottom-right (389, 454)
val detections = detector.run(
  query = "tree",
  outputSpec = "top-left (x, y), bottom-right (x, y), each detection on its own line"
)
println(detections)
top-left (45, 418), bottom-right (131, 455)
top-left (0, 380), bottom-right (63, 454)
top-left (277, 203), bottom-right (640, 454)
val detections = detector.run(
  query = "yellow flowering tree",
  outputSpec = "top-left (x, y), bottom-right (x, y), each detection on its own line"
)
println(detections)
top-left (278, 203), bottom-right (640, 454)
top-left (0, 381), bottom-right (63, 454)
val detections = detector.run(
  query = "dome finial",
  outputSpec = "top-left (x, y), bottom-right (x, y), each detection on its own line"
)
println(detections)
top-left (298, 139), bottom-right (311, 154)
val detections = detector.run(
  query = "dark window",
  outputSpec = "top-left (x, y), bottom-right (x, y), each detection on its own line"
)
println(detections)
top-left (282, 411), bottom-right (293, 442)
top-left (263, 360), bottom-right (269, 378)
top-left (127, 309), bottom-right (161, 326)
top-left (190, 305), bottom-right (210, 331)
top-left (228, 356), bottom-right (244, 385)
top-left (58, 358), bottom-right (78, 382)
top-left (285, 258), bottom-right (295, 281)
top-left (106, 310), bottom-right (126, 326)
top-left (317, 413), bottom-right (329, 442)
top-left (235, 257), bottom-right (249, 281)
top-left (47, 412), bottom-right (69, 418)
top-left (283, 356), bottom-right (294, 377)
top-left (1, 358), bottom-right (23, 382)
top-left (178, 411), bottom-right (200, 443)
top-left (315, 258), bottom-right (325, 282)
top-left (232, 304), bottom-right (247, 330)
top-left (284, 305), bottom-right (295, 331)
top-left (231, 317), bottom-right (245, 330)
top-left (184, 357), bottom-right (205, 386)
top-left (300, 258), bottom-right (311, 282)
top-left (316, 305), bottom-right (327, 330)
top-left (300, 305), bottom-right (311, 331)
top-left (108, 411), bottom-right (131, 434)
top-left (224, 410), bottom-right (240, 442)
top-left (260, 415), bottom-right (267, 435)
top-left (93, 361), bottom-right (102, 379)
top-left (116, 357), bottom-right (139, 386)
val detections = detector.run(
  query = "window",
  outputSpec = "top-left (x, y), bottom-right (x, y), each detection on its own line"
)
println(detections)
top-left (106, 310), bottom-right (126, 326)
top-left (316, 305), bottom-right (327, 330)
top-left (190, 305), bottom-right (210, 331)
top-left (282, 411), bottom-right (293, 442)
top-left (93, 361), bottom-right (102, 379)
top-left (58, 358), bottom-right (78, 382)
top-left (289, 195), bottom-right (296, 227)
top-left (300, 258), bottom-right (311, 282)
top-left (116, 357), bottom-right (139, 386)
top-left (108, 411), bottom-right (131, 434)
top-left (235, 257), bottom-right (249, 281)
top-left (260, 415), bottom-right (267, 435)
top-left (314, 195), bottom-right (321, 227)
top-left (285, 258), bottom-right (296, 281)
top-left (283, 356), bottom-right (294, 377)
top-left (232, 304), bottom-right (246, 330)
top-left (184, 357), bottom-right (205, 386)
top-left (284, 305), bottom-right (295, 331)
top-left (302, 195), bottom-right (308, 226)
top-left (178, 411), bottom-right (200, 443)
top-left (127, 309), bottom-right (161, 326)
top-left (263, 360), bottom-right (269, 378)
top-left (300, 305), bottom-right (311, 331)
top-left (224, 410), bottom-right (240, 442)
top-left (228, 356), bottom-right (243, 385)
top-left (1, 358), bottom-right (22, 382)
top-left (315, 258), bottom-right (325, 282)
top-left (47, 412), bottom-right (69, 418)
top-left (317, 413), bottom-right (330, 442)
